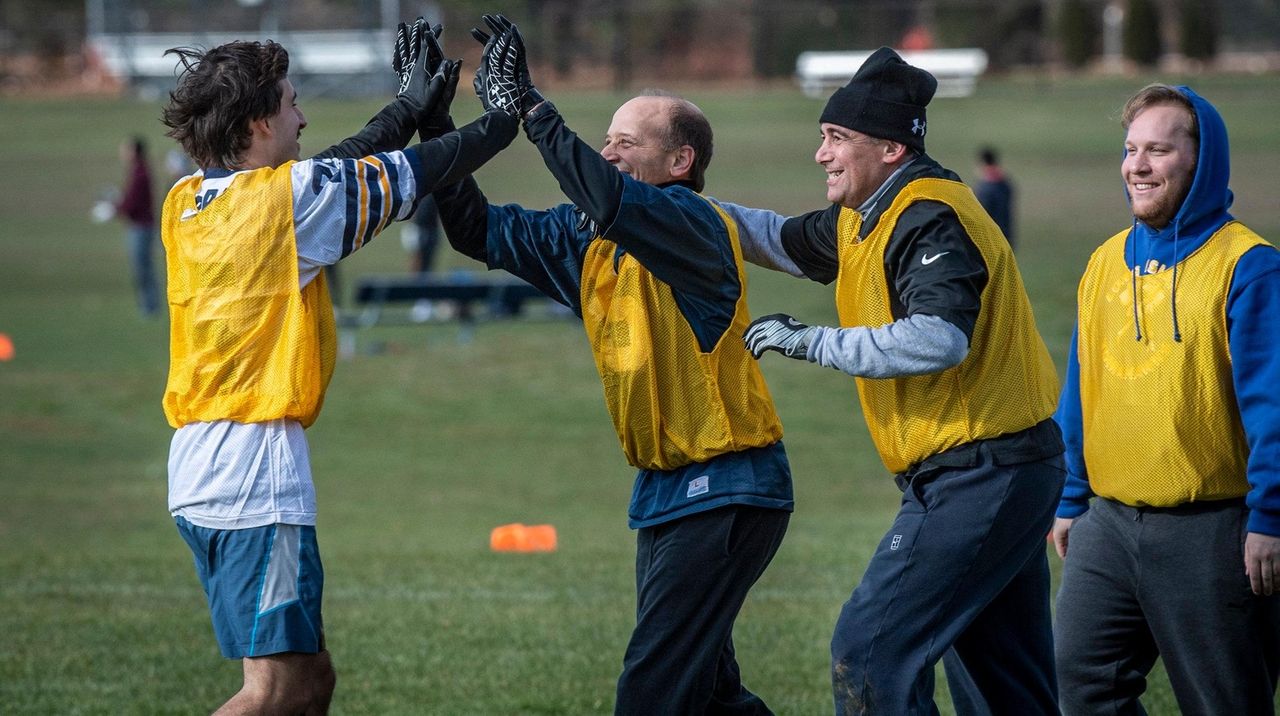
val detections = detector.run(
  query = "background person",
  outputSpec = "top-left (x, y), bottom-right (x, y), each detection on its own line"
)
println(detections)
top-left (974, 146), bottom-right (1015, 250)
top-left (428, 16), bottom-right (793, 714)
top-left (116, 136), bottom-right (159, 317)
top-left (1051, 83), bottom-right (1280, 715)
top-left (159, 22), bottom-right (517, 713)
top-left (725, 47), bottom-right (1064, 714)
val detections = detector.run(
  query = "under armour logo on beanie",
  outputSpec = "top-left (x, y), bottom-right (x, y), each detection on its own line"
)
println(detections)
top-left (819, 47), bottom-right (938, 154)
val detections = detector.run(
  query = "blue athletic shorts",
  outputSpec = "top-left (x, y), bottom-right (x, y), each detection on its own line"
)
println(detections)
top-left (175, 517), bottom-right (325, 658)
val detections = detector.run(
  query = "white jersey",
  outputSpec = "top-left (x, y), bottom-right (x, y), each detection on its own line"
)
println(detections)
top-left (168, 152), bottom-right (419, 529)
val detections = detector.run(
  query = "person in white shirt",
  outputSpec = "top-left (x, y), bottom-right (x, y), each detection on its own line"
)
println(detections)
top-left (158, 20), bottom-right (520, 713)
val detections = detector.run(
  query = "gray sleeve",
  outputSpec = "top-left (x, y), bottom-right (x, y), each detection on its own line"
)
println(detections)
top-left (712, 200), bottom-right (807, 278)
top-left (806, 313), bottom-right (970, 378)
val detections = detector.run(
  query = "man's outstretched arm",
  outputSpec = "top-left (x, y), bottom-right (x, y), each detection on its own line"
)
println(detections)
top-left (315, 18), bottom-right (449, 160)
top-left (311, 99), bottom-right (420, 161)
top-left (404, 109), bottom-right (517, 198)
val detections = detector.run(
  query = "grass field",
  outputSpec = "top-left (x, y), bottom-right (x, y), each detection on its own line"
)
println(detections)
top-left (2, 73), bottom-right (1279, 714)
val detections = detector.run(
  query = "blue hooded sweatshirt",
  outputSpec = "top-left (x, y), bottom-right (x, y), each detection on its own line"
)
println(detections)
top-left (1055, 86), bottom-right (1280, 536)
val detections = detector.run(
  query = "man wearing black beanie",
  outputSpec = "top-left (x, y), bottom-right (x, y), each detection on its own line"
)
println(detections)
top-left (717, 47), bottom-right (1066, 714)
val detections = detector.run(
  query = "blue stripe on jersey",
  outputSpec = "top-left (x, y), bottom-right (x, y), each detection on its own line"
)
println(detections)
top-left (341, 159), bottom-right (359, 258)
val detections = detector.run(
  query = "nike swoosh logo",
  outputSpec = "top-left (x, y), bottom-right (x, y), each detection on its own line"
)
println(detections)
top-left (921, 252), bottom-right (950, 265)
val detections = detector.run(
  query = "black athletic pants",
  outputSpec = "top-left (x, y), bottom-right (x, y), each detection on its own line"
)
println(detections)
top-left (615, 504), bottom-right (790, 715)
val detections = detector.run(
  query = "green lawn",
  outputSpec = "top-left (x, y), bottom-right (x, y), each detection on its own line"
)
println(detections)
top-left (3, 74), bottom-right (1279, 714)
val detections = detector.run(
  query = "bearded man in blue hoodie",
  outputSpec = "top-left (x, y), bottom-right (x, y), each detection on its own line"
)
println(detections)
top-left (1051, 84), bottom-right (1280, 714)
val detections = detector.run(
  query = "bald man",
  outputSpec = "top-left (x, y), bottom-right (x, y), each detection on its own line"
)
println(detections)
top-left (424, 17), bottom-right (792, 715)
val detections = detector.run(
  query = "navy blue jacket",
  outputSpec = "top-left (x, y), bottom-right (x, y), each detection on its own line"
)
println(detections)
top-left (432, 102), bottom-right (793, 528)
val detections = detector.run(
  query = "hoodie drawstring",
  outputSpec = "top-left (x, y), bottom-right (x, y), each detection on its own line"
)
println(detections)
top-left (1130, 221), bottom-right (1142, 341)
top-left (1170, 225), bottom-right (1182, 342)
top-left (1130, 220), bottom-right (1184, 343)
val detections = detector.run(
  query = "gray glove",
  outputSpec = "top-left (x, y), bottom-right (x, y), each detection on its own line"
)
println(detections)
top-left (744, 313), bottom-right (818, 360)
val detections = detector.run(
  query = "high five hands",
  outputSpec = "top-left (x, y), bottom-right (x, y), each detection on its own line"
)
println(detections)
top-left (389, 14), bottom-right (544, 124)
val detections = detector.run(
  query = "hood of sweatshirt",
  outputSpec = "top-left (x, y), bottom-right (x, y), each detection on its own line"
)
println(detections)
top-left (1124, 86), bottom-right (1234, 272)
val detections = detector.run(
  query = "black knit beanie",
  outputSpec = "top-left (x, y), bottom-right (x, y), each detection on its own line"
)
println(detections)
top-left (819, 47), bottom-right (938, 154)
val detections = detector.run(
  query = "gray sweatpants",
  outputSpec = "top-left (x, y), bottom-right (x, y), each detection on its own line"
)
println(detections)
top-left (1055, 497), bottom-right (1280, 716)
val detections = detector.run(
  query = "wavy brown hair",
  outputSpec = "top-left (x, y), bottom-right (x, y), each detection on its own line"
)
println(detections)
top-left (161, 41), bottom-right (290, 170)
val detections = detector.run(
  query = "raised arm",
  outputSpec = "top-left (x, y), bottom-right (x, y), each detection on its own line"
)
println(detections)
top-left (469, 14), bottom-right (623, 232)
top-left (288, 103), bottom-right (512, 276)
top-left (314, 18), bottom-right (449, 160)
top-left (412, 19), bottom-right (599, 311)
top-left (288, 59), bottom-right (517, 280)
top-left (404, 109), bottom-right (517, 197)
top-left (311, 99), bottom-right (418, 162)
top-left (469, 15), bottom-right (737, 299)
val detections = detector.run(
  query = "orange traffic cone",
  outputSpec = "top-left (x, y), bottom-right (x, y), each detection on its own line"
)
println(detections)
top-left (490, 523), bottom-right (558, 552)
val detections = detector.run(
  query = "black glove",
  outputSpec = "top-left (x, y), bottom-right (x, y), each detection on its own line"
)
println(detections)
top-left (423, 21), bottom-right (445, 76)
top-left (395, 19), bottom-right (457, 140)
top-left (424, 60), bottom-right (461, 126)
top-left (470, 13), bottom-right (543, 119)
top-left (394, 18), bottom-right (459, 123)
top-left (393, 18), bottom-right (418, 94)
top-left (743, 313), bottom-right (818, 360)
top-left (417, 61), bottom-right (460, 141)
top-left (394, 18), bottom-right (443, 92)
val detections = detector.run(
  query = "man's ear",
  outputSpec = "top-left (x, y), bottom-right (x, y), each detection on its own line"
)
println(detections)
top-left (882, 140), bottom-right (909, 164)
top-left (670, 145), bottom-right (695, 180)
top-left (250, 116), bottom-right (273, 141)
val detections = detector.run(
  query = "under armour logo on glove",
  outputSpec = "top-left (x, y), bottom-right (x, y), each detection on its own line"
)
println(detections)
top-left (485, 30), bottom-right (522, 112)
top-left (471, 14), bottom-right (536, 119)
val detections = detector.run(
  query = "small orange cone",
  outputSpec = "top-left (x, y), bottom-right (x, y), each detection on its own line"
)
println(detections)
top-left (490, 523), bottom-right (558, 552)
top-left (0, 333), bottom-right (13, 362)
